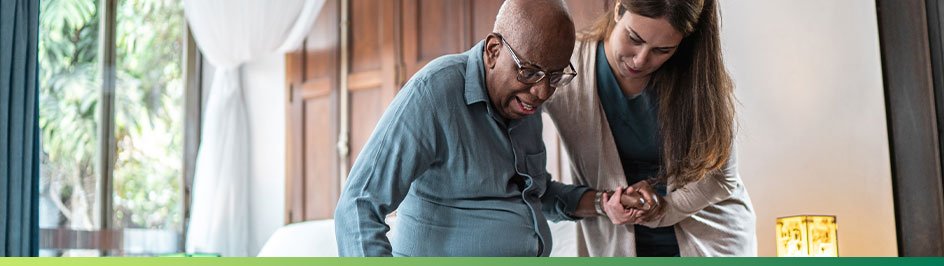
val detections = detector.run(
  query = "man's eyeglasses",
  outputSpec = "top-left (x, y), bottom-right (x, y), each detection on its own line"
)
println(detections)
top-left (494, 33), bottom-right (577, 88)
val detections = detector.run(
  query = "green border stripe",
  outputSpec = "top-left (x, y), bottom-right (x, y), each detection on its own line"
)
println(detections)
top-left (0, 258), bottom-right (943, 266)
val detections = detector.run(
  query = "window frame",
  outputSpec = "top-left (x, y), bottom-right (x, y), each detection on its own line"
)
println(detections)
top-left (39, 0), bottom-right (201, 256)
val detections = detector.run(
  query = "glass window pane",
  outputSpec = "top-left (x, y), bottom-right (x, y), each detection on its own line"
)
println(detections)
top-left (38, 0), bottom-right (104, 257)
top-left (113, 0), bottom-right (185, 256)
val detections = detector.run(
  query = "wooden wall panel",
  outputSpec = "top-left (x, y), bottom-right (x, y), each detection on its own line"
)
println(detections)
top-left (471, 0), bottom-right (503, 45)
top-left (402, 0), bottom-right (470, 80)
top-left (417, 1), bottom-right (467, 60)
top-left (350, 0), bottom-right (383, 73)
top-left (285, 53), bottom-right (305, 224)
top-left (285, 0), bottom-right (340, 223)
top-left (346, 0), bottom-right (385, 134)
top-left (347, 0), bottom-right (399, 169)
top-left (567, 0), bottom-right (612, 32)
top-left (303, 0), bottom-right (342, 81)
top-left (348, 89), bottom-right (385, 168)
top-left (303, 96), bottom-right (338, 221)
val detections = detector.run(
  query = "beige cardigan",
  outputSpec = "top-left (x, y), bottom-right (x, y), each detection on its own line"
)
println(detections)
top-left (544, 40), bottom-right (757, 256)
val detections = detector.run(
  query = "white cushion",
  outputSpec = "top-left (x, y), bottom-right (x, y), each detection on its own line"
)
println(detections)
top-left (257, 219), bottom-right (338, 257)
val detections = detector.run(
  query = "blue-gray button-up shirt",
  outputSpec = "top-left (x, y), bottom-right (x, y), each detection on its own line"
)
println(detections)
top-left (334, 41), bottom-right (590, 257)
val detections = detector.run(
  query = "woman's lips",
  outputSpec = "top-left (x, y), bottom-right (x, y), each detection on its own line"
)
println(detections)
top-left (623, 61), bottom-right (642, 75)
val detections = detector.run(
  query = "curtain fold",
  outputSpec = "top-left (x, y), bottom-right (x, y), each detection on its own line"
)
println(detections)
top-left (183, 0), bottom-right (323, 257)
top-left (0, 0), bottom-right (41, 257)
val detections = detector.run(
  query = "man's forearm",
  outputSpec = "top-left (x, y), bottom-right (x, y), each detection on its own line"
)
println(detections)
top-left (572, 190), bottom-right (600, 218)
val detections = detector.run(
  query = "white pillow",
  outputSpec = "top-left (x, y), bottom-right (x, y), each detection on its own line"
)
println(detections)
top-left (257, 219), bottom-right (338, 257)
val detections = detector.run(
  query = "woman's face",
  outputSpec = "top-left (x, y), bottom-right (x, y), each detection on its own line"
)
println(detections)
top-left (605, 8), bottom-right (684, 82)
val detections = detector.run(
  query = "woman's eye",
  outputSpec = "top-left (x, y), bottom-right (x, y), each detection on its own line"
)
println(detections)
top-left (624, 33), bottom-right (642, 45)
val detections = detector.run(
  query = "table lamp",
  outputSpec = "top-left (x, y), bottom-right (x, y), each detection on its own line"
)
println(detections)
top-left (776, 215), bottom-right (838, 257)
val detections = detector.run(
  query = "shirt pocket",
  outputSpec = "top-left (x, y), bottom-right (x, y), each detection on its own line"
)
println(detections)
top-left (524, 151), bottom-right (549, 197)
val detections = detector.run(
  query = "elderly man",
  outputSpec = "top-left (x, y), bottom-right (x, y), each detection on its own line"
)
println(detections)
top-left (334, 0), bottom-right (638, 257)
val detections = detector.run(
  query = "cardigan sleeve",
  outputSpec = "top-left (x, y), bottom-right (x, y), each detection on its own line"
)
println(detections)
top-left (640, 148), bottom-right (743, 228)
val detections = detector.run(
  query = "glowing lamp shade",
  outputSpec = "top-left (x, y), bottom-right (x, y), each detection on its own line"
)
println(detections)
top-left (776, 215), bottom-right (839, 257)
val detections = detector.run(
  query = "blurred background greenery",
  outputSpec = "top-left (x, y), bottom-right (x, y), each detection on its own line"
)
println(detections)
top-left (38, 0), bottom-right (185, 256)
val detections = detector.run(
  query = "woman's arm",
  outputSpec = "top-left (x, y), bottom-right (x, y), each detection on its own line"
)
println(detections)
top-left (638, 149), bottom-right (742, 228)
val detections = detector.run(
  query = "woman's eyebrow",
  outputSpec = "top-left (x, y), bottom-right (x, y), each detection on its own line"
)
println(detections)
top-left (627, 26), bottom-right (647, 43)
top-left (628, 26), bottom-right (678, 50)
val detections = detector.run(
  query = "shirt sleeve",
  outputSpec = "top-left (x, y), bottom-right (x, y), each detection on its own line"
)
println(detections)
top-left (640, 147), bottom-right (743, 228)
top-left (334, 78), bottom-right (440, 256)
top-left (541, 178), bottom-right (591, 222)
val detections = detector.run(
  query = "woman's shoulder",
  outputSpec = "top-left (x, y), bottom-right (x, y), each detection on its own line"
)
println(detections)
top-left (545, 40), bottom-right (600, 115)
top-left (559, 40), bottom-right (599, 95)
top-left (571, 40), bottom-right (598, 64)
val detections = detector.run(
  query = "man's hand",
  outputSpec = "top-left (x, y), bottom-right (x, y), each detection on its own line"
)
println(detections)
top-left (628, 180), bottom-right (666, 223)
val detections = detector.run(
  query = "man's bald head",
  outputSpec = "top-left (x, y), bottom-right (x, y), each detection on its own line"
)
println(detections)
top-left (482, 0), bottom-right (576, 121)
top-left (492, 0), bottom-right (576, 65)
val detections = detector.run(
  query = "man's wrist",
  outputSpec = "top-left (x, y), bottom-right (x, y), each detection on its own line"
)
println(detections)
top-left (593, 190), bottom-right (607, 217)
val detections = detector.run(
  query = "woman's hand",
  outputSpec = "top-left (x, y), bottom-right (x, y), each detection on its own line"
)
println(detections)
top-left (601, 188), bottom-right (630, 224)
top-left (601, 187), bottom-right (643, 224)
top-left (629, 180), bottom-right (666, 223)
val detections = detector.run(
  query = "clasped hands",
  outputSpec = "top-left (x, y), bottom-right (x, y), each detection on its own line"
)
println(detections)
top-left (601, 180), bottom-right (666, 225)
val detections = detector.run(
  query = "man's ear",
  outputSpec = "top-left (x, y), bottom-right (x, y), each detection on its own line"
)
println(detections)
top-left (484, 34), bottom-right (501, 70)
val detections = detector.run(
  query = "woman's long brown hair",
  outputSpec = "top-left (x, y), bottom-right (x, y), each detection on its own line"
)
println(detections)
top-left (581, 0), bottom-right (735, 188)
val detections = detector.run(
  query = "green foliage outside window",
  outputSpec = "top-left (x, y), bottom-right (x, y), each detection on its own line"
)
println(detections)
top-left (39, 0), bottom-right (185, 236)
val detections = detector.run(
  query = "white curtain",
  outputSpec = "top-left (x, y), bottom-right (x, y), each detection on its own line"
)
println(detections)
top-left (183, 0), bottom-right (323, 257)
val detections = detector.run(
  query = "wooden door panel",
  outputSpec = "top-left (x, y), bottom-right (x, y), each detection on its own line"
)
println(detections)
top-left (416, 0), bottom-right (466, 64)
top-left (402, 0), bottom-right (469, 79)
top-left (346, 0), bottom-right (398, 172)
top-left (470, 0), bottom-right (503, 46)
top-left (567, 0), bottom-right (611, 32)
top-left (351, 0), bottom-right (383, 73)
top-left (286, 0), bottom-right (340, 223)
top-left (303, 95), bottom-right (338, 221)
top-left (304, 0), bottom-right (341, 81)
top-left (348, 88), bottom-right (385, 168)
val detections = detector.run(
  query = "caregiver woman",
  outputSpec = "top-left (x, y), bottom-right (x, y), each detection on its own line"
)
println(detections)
top-left (544, 0), bottom-right (756, 256)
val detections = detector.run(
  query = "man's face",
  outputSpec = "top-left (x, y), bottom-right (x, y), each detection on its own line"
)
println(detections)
top-left (484, 33), bottom-right (574, 121)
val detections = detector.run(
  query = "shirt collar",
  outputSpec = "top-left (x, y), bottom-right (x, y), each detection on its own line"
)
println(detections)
top-left (465, 40), bottom-right (522, 128)
top-left (464, 40), bottom-right (489, 106)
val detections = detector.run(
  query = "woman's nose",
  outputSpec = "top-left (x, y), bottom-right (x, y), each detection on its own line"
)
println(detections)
top-left (633, 50), bottom-right (648, 69)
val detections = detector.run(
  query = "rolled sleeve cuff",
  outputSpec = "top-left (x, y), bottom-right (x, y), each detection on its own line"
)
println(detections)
top-left (544, 182), bottom-right (591, 222)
